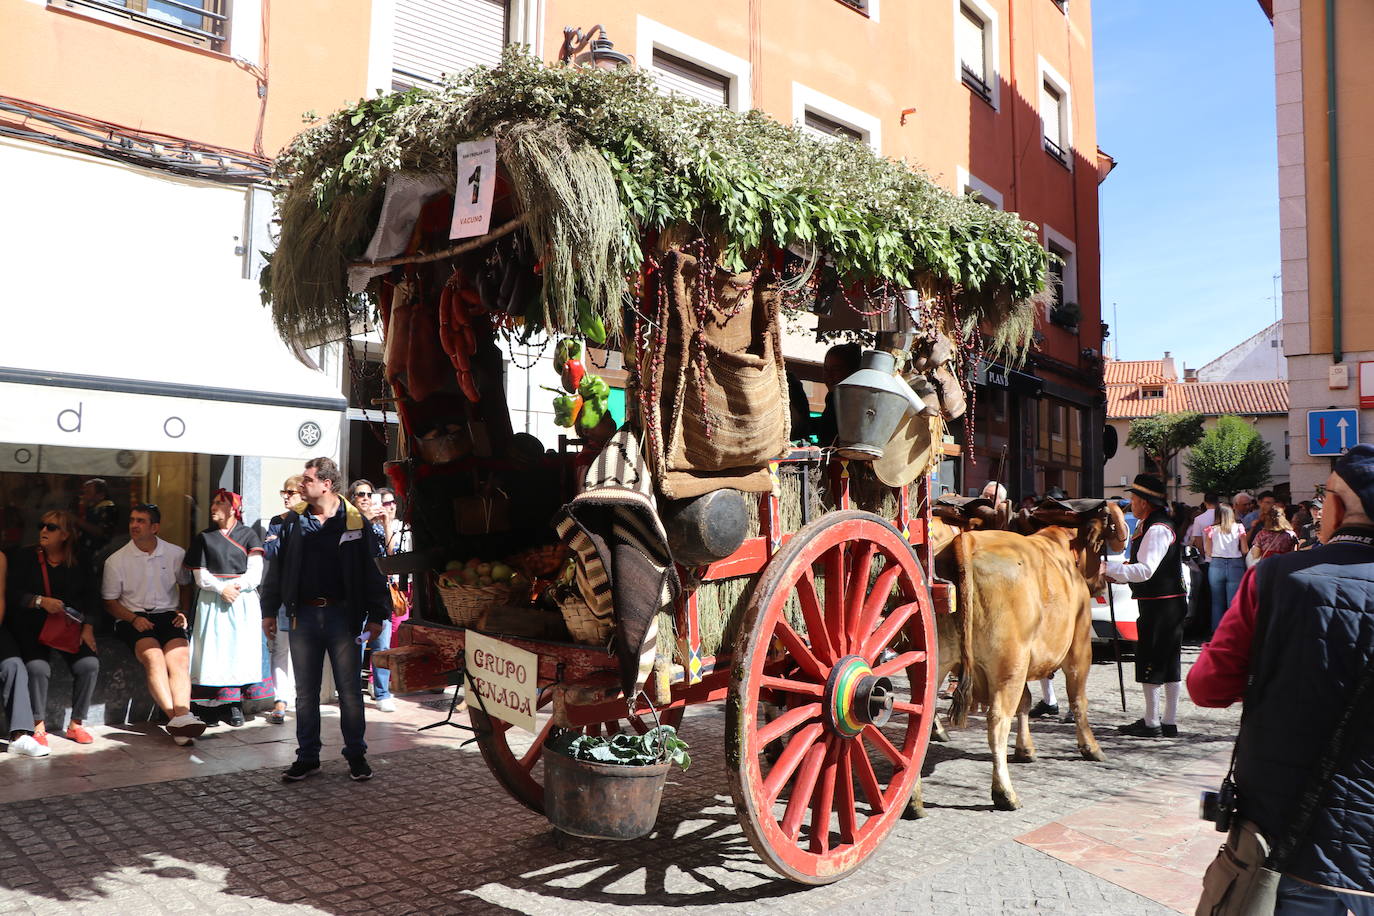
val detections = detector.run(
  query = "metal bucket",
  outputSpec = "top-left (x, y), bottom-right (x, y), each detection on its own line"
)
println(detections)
top-left (543, 748), bottom-right (671, 840)
top-left (833, 350), bottom-right (921, 461)
top-left (660, 488), bottom-right (749, 566)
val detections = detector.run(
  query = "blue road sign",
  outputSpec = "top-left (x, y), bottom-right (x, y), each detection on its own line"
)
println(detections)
top-left (1308, 408), bottom-right (1360, 456)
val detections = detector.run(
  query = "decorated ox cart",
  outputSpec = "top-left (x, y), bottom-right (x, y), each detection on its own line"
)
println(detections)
top-left (262, 51), bottom-right (1050, 884)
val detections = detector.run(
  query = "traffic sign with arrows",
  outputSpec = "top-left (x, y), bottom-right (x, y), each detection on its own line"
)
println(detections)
top-left (1308, 408), bottom-right (1360, 456)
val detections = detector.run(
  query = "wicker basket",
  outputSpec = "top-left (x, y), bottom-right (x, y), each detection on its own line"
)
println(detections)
top-left (559, 594), bottom-right (615, 645)
top-left (436, 578), bottom-right (511, 627)
top-left (509, 543), bottom-right (570, 579)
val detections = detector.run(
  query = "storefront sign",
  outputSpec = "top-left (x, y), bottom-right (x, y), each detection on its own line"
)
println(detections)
top-left (450, 137), bottom-right (497, 239)
top-left (986, 365), bottom-right (1010, 388)
top-left (464, 631), bottom-right (538, 732)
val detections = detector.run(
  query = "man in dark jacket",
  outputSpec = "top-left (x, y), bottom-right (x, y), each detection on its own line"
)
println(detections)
top-left (1188, 446), bottom-right (1374, 914)
top-left (261, 457), bottom-right (390, 783)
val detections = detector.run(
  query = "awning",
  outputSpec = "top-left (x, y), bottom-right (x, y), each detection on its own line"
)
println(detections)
top-left (0, 137), bottom-right (346, 459)
top-left (977, 360), bottom-right (1044, 398)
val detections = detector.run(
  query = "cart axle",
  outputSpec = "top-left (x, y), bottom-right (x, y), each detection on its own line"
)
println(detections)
top-left (824, 655), bottom-right (895, 737)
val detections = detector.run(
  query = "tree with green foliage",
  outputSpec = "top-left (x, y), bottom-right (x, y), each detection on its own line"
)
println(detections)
top-left (1185, 415), bottom-right (1274, 496)
top-left (1126, 412), bottom-right (1205, 485)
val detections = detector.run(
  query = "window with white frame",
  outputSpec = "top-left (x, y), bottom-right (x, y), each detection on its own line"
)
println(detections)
top-left (637, 16), bottom-right (752, 112)
top-left (792, 83), bottom-right (882, 151)
top-left (956, 167), bottom-right (1004, 209)
top-left (1043, 225), bottom-right (1078, 321)
top-left (1052, 0), bottom-right (1068, 12)
top-left (1038, 58), bottom-right (1072, 165)
top-left (392, 0), bottom-right (508, 90)
top-left (956, 1), bottom-right (998, 107)
top-left (53, 0), bottom-right (232, 52)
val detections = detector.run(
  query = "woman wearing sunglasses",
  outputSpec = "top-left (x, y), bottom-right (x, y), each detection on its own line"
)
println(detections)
top-left (3, 510), bottom-right (101, 746)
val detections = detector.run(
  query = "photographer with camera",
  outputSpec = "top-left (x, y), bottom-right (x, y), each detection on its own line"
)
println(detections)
top-left (1187, 446), bottom-right (1374, 915)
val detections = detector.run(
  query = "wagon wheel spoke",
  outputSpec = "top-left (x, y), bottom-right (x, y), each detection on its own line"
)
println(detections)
top-left (891, 699), bottom-right (925, 717)
top-left (773, 619), bottom-right (829, 684)
top-left (842, 542), bottom-right (876, 649)
top-left (823, 544), bottom-right (848, 654)
top-left (781, 739), bottom-right (828, 841)
top-left (763, 722), bottom-right (825, 804)
top-left (854, 562), bottom-right (905, 656)
top-left (872, 649), bottom-right (927, 680)
top-left (757, 701), bottom-right (823, 747)
top-left (808, 738), bottom-right (841, 855)
top-left (836, 746), bottom-right (858, 845)
top-left (861, 601), bottom-right (919, 660)
top-left (518, 716), bottom-right (557, 772)
top-left (849, 740), bottom-right (886, 814)
top-left (760, 675), bottom-right (825, 698)
top-left (797, 568), bottom-right (835, 664)
top-left (862, 724), bottom-right (910, 770)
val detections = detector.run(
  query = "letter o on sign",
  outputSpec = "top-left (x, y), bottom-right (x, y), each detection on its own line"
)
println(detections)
top-left (164, 417), bottom-right (186, 439)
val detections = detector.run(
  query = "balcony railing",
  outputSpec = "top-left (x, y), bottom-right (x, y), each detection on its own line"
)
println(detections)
top-left (961, 64), bottom-right (993, 103)
top-left (1043, 136), bottom-right (1069, 165)
top-left (54, 0), bottom-right (229, 52)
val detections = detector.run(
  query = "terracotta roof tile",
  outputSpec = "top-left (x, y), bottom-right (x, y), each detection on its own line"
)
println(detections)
top-left (1107, 379), bottom-right (1288, 419)
top-left (1104, 359), bottom-right (1176, 385)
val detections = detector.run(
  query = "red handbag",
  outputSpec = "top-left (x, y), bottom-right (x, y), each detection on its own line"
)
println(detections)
top-left (36, 552), bottom-right (82, 655)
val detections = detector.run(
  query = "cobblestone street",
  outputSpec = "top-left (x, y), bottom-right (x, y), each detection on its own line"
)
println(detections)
top-left (0, 647), bottom-right (1239, 914)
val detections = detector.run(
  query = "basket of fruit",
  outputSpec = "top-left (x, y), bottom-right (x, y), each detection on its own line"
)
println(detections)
top-left (434, 558), bottom-right (522, 627)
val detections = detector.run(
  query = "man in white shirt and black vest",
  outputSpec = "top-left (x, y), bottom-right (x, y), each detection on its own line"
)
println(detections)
top-left (1105, 473), bottom-right (1187, 738)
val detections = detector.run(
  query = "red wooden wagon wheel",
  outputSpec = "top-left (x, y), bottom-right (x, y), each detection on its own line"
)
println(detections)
top-left (472, 694), bottom-right (685, 815)
top-left (727, 510), bottom-right (936, 884)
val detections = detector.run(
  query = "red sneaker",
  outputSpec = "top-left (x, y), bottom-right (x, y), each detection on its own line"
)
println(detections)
top-left (64, 724), bottom-right (94, 745)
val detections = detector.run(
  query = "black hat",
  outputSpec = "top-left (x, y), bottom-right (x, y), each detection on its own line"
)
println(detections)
top-left (1125, 473), bottom-right (1168, 508)
top-left (1333, 444), bottom-right (1374, 519)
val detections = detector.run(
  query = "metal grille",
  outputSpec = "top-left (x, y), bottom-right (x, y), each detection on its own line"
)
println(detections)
top-left (55, 0), bottom-right (229, 51)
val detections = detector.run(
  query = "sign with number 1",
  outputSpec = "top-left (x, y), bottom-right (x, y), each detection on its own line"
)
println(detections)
top-left (450, 137), bottom-right (496, 239)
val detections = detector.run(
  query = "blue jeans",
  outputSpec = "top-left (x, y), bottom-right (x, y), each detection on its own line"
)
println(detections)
top-left (1209, 556), bottom-right (1246, 633)
top-left (1277, 875), bottom-right (1374, 915)
top-left (364, 620), bottom-right (391, 700)
top-left (289, 605), bottom-right (367, 762)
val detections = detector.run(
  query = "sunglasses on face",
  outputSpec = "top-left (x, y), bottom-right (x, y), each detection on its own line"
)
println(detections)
top-left (354, 491), bottom-right (374, 499)
top-left (280, 490), bottom-right (299, 498)
top-left (381, 499), bottom-right (396, 507)
top-left (39, 522), bottom-right (60, 532)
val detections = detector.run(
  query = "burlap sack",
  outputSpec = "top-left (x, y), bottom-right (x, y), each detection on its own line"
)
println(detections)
top-left (646, 249), bottom-right (789, 500)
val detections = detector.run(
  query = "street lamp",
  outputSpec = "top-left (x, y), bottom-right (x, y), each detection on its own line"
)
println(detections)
top-left (560, 24), bottom-right (632, 69)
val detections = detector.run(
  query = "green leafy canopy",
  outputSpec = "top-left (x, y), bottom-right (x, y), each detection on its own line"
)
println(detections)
top-left (1126, 412), bottom-right (1205, 483)
top-left (267, 49), bottom-right (1047, 350)
top-left (1185, 415), bottom-right (1274, 496)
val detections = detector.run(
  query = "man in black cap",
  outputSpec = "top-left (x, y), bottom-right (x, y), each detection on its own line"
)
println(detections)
top-left (1188, 446), bottom-right (1374, 913)
top-left (1104, 473), bottom-right (1187, 738)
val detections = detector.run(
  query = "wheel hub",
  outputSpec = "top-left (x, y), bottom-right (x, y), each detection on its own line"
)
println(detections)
top-left (824, 655), bottom-right (895, 737)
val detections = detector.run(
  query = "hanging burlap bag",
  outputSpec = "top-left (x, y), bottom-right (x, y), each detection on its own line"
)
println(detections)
top-left (644, 249), bottom-right (789, 500)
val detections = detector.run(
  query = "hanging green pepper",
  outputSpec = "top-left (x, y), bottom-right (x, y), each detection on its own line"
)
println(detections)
top-left (576, 374), bottom-right (611, 432)
top-left (576, 297), bottom-right (607, 345)
top-left (552, 393), bottom-right (582, 428)
top-left (553, 338), bottom-right (582, 373)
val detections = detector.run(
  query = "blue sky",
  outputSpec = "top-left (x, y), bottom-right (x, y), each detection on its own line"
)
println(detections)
top-left (1093, 1), bottom-right (1280, 372)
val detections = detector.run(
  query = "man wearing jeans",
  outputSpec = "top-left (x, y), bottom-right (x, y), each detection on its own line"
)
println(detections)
top-left (261, 457), bottom-right (390, 782)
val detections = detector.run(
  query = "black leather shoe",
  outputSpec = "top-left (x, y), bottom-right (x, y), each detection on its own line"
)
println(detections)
top-left (1161, 724), bottom-right (1179, 738)
top-left (1028, 700), bottom-right (1060, 719)
top-left (225, 705), bottom-right (245, 728)
top-left (1119, 719), bottom-right (1163, 738)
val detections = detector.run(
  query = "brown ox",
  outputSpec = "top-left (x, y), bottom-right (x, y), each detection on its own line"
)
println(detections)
top-left (910, 503), bottom-right (1128, 813)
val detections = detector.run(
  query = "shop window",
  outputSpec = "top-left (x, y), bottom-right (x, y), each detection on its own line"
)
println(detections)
top-left (53, 0), bottom-right (230, 51)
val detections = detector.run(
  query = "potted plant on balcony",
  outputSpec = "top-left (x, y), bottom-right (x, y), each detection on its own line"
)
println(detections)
top-left (543, 723), bottom-right (690, 840)
top-left (1050, 300), bottom-right (1081, 331)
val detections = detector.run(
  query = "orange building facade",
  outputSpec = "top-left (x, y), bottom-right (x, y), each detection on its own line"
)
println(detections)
top-left (1, 0), bottom-right (1108, 508)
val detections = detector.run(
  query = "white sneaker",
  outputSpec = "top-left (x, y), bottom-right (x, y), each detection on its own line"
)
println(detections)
top-left (172, 736), bottom-right (193, 747)
top-left (10, 735), bottom-right (50, 757)
top-left (376, 698), bottom-right (396, 713)
top-left (166, 714), bottom-right (208, 739)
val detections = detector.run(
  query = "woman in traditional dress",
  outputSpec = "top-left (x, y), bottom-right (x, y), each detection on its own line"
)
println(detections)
top-left (186, 489), bottom-right (272, 727)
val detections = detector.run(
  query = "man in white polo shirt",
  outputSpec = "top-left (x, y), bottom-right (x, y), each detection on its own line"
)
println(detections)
top-left (101, 503), bottom-right (205, 745)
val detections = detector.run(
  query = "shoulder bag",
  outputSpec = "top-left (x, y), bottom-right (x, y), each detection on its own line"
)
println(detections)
top-left (1196, 564), bottom-right (1374, 915)
top-left (36, 552), bottom-right (83, 655)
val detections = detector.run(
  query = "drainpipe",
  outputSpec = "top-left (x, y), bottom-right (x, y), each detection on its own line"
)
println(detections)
top-left (1326, 0), bottom-right (1343, 362)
